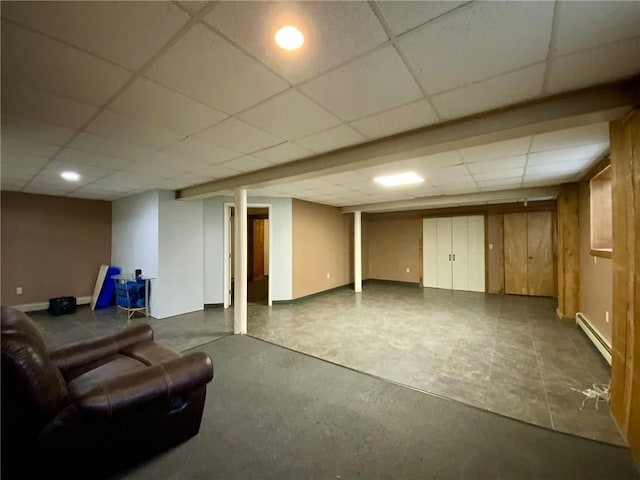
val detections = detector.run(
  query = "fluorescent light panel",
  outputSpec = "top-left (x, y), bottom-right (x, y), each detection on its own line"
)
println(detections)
top-left (374, 172), bottom-right (424, 187)
top-left (60, 171), bottom-right (81, 181)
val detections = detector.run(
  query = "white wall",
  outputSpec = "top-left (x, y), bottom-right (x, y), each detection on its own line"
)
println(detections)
top-left (155, 191), bottom-right (204, 319)
top-left (203, 196), bottom-right (292, 304)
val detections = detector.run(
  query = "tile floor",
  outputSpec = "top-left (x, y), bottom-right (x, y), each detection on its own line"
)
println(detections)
top-left (30, 283), bottom-right (623, 446)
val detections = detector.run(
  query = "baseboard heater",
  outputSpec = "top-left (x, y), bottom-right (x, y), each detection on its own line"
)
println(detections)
top-left (575, 312), bottom-right (612, 365)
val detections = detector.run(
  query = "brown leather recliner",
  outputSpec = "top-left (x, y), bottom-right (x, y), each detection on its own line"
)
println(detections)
top-left (1, 306), bottom-right (214, 479)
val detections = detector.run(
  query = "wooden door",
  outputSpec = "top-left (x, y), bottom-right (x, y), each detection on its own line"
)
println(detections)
top-left (252, 219), bottom-right (265, 280)
top-left (436, 217), bottom-right (452, 289)
top-left (504, 213), bottom-right (528, 295)
top-left (526, 211), bottom-right (554, 296)
top-left (422, 218), bottom-right (438, 288)
top-left (467, 215), bottom-right (486, 292)
top-left (451, 216), bottom-right (468, 291)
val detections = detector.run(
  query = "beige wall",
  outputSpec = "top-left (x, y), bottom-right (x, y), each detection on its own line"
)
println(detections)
top-left (291, 199), bottom-right (353, 299)
top-left (366, 213), bottom-right (421, 283)
top-left (578, 182), bottom-right (613, 344)
top-left (1, 192), bottom-right (112, 305)
top-left (487, 213), bottom-right (504, 294)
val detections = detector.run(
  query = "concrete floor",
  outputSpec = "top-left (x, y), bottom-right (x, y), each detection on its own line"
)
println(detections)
top-left (30, 282), bottom-right (623, 446)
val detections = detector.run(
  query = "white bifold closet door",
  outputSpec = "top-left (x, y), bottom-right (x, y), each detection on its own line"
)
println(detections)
top-left (422, 215), bottom-right (485, 292)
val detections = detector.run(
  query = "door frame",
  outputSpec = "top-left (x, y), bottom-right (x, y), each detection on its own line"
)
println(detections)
top-left (223, 202), bottom-right (272, 308)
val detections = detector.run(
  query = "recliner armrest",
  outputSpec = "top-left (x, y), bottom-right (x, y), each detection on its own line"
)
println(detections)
top-left (73, 352), bottom-right (214, 417)
top-left (48, 323), bottom-right (153, 372)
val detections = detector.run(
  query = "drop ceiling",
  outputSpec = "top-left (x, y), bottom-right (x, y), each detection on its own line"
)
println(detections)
top-left (1, 1), bottom-right (638, 206)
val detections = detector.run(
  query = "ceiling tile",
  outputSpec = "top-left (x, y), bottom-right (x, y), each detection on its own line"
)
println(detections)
top-left (145, 23), bottom-right (288, 114)
top-left (466, 155), bottom-right (527, 173)
top-left (204, 1), bottom-right (388, 84)
top-left (431, 63), bottom-right (545, 120)
top-left (23, 185), bottom-right (76, 196)
top-left (552, 1), bottom-right (640, 56)
top-left (1, 163), bottom-right (42, 178)
top-left (1, 113), bottom-right (75, 146)
top-left (546, 36), bottom-right (640, 94)
top-left (56, 148), bottom-right (133, 170)
top-left (531, 123), bottom-right (610, 153)
top-left (95, 171), bottom-right (157, 189)
top-left (301, 46), bottom-right (423, 121)
top-left (177, 1), bottom-right (210, 14)
top-left (221, 155), bottom-right (274, 173)
top-left (239, 89), bottom-right (341, 140)
top-left (1, 21), bottom-right (131, 105)
top-left (85, 110), bottom-right (182, 149)
top-left (478, 180), bottom-right (523, 191)
top-left (398, 1), bottom-right (553, 94)
top-left (401, 151), bottom-right (464, 173)
top-left (527, 143), bottom-right (608, 166)
top-left (473, 169), bottom-right (523, 181)
top-left (351, 100), bottom-right (438, 139)
top-left (437, 183), bottom-right (478, 195)
top-left (69, 133), bottom-right (157, 162)
top-left (162, 137), bottom-right (239, 165)
top-left (1, 136), bottom-right (60, 159)
top-left (1, 79), bottom-right (98, 130)
top-left (196, 163), bottom-right (241, 179)
top-left (525, 160), bottom-right (590, 177)
top-left (252, 142), bottom-right (312, 164)
top-left (375, 1), bottom-right (467, 36)
top-left (110, 78), bottom-right (227, 136)
top-left (192, 118), bottom-right (282, 154)
top-left (295, 125), bottom-right (366, 153)
top-left (1, 178), bottom-right (28, 191)
top-left (459, 137), bottom-right (531, 163)
top-left (1, 2), bottom-right (189, 70)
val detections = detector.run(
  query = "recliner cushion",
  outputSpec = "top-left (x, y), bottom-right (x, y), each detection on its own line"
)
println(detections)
top-left (122, 341), bottom-right (182, 366)
top-left (68, 355), bottom-right (146, 397)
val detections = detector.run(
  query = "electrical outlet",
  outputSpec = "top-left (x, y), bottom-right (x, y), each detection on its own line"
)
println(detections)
top-left (489, 243), bottom-right (494, 250)
top-left (605, 311), bottom-right (610, 323)
top-left (16, 287), bottom-right (22, 295)
top-left (326, 273), bottom-right (330, 279)
top-left (406, 268), bottom-right (410, 273)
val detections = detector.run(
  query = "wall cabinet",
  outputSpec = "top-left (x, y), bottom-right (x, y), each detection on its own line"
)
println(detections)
top-left (503, 211), bottom-right (554, 296)
top-left (422, 215), bottom-right (485, 292)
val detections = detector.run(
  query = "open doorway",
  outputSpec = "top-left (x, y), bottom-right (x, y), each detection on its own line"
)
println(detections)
top-left (224, 203), bottom-right (272, 307)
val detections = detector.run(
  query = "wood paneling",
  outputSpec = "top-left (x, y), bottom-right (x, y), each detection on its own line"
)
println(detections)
top-left (504, 213), bottom-right (528, 295)
top-left (527, 211), bottom-right (554, 296)
top-left (557, 183), bottom-right (580, 317)
top-left (610, 112), bottom-right (640, 463)
top-left (487, 214), bottom-right (504, 294)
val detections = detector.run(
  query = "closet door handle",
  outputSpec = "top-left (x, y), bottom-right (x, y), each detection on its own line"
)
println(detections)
top-left (448, 254), bottom-right (452, 261)
top-left (452, 254), bottom-right (456, 261)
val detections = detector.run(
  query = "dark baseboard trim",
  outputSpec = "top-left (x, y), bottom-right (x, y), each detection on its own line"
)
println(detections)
top-left (204, 303), bottom-right (224, 308)
top-left (364, 278), bottom-right (421, 288)
top-left (273, 284), bottom-right (355, 305)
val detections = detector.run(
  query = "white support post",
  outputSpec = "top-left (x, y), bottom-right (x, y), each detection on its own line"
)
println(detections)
top-left (354, 210), bottom-right (362, 293)
top-left (234, 188), bottom-right (248, 334)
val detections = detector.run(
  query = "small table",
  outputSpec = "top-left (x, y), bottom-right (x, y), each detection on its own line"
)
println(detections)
top-left (112, 275), bottom-right (154, 319)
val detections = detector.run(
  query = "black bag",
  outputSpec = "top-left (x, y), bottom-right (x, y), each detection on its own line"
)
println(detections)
top-left (48, 296), bottom-right (76, 316)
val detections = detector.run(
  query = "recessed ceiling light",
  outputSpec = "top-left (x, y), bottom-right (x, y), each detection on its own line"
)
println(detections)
top-left (60, 171), bottom-right (81, 182)
top-left (275, 26), bottom-right (304, 50)
top-left (374, 172), bottom-right (424, 187)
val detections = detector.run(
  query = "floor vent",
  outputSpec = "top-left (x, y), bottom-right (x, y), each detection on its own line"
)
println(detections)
top-left (575, 312), bottom-right (612, 365)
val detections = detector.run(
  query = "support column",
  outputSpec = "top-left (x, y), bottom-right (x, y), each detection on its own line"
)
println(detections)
top-left (354, 211), bottom-right (362, 293)
top-left (234, 188), bottom-right (247, 334)
top-left (556, 183), bottom-right (579, 319)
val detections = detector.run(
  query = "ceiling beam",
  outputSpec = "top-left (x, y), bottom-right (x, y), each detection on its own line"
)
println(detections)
top-left (178, 76), bottom-right (640, 200)
top-left (341, 187), bottom-right (561, 213)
